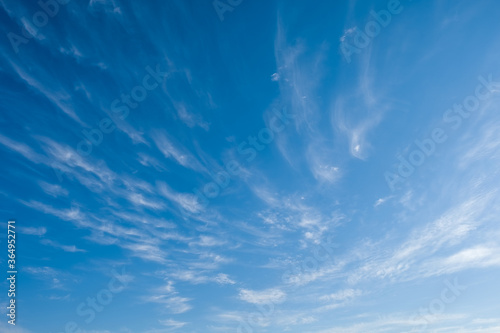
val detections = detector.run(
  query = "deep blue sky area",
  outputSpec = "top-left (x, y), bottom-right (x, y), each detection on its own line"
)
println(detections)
top-left (1, 1), bottom-right (500, 332)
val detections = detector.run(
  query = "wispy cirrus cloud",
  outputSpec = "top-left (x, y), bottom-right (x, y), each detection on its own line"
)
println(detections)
top-left (157, 319), bottom-right (188, 331)
top-left (151, 131), bottom-right (206, 173)
top-left (41, 239), bottom-right (86, 253)
top-left (144, 281), bottom-right (192, 314)
top-left (38, 181), bottom-right (69, 197)
top-left (239, 288), bottom-right (286, 305)
top-left (18, 226), bottom-right (47, 236)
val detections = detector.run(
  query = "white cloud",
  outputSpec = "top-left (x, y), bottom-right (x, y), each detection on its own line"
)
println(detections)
top-left (459, 120), bottom-right (500, 168)
top-left (8, 61), bottom-right (85, 126)
top-left (347, 192), bottom-right (497, 284)
top-left (20, 201), bottom-right (83, 223)
top-left (332, 97), bottom-right (384, 160)
top-left (311, 164), bottom-right (341, 183)
top-left (169, 270), bottom-right (235, 285)
top-left (0, 320), bottom-right (32, 333)
top-left (0, 133), bottom-right (44, 163)
top-left (314, 312), bottom-right (469, 333)
top-left (18, 226), bottom-right (47, 236)
top-left (374, 196), bottom-right (393, 207)
top-left (190, 235), bottom-right (226, 247)
top-left (419, 245), bottom-right (500, 277)
top-left (122, 242), bottom-right (167, 263)
top-left (157, 181), bottom-right (203, 213)
top-left (162, 296), bottom-right (192, 314)
top-left (144, 281), bottom-right (192, 314)
top-left (41, 239), bottom-right (86, 253)
top-left (24, 266), bottom-right (67, 289)
top-left (38, 181), bottom-right (69, 197)
top-left (239, 288), bottom-right (286, 305)
top-left (214, 273), bottom-right (236, 285)
top-left (339, 27), bottom-right (356, 42)
top-left (151, 131), bottom-right (205, 173)
top-left (174, 102), bottom-right (209, 130)
top-left (137, 152), bottom-right (166, 170)
top-left (320, 288), bottom-right (362, 302)
top-left (158, 319), bottom-right (188, 331)
top-left (127, 193), bottom-right (165, 210)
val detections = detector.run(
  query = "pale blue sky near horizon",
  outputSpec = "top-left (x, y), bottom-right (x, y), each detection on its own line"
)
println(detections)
top-left (1, 0), bottom-right (500, 332)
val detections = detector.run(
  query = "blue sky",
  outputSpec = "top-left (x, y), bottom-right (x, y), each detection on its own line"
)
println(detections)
top-left (1, 0), bottom-right (500, 332)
